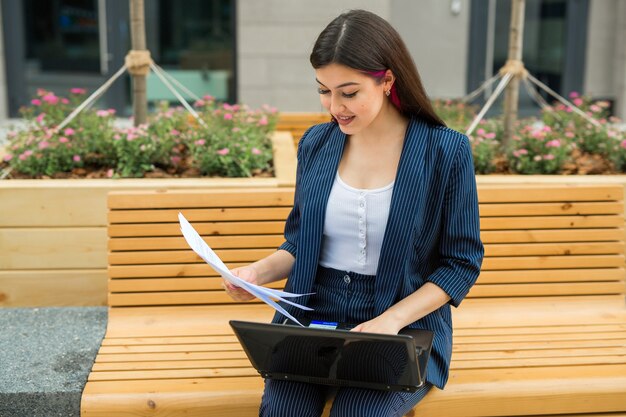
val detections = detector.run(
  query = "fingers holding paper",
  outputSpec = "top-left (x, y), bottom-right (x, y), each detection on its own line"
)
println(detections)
top-left (224, 266), bottom-right (259, 302)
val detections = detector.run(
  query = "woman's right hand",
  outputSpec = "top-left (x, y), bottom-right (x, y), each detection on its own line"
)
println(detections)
top-left (223, 266), bottom-right (259, 301)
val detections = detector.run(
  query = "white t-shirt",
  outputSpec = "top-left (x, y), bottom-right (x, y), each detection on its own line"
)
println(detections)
top-left (319, 174), bottom-right (394, 275)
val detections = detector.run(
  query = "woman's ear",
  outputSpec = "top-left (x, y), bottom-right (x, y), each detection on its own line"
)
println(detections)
top-left (383, 69), bottom-right (396, 92)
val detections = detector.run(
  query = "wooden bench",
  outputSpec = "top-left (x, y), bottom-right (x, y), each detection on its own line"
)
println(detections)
top-left (81, 184), bottom-right (626, 417)
top-left (276, 112), bottom-right (330, 146)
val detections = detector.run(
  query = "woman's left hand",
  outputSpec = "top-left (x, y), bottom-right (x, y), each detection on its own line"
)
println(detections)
top-left (351, 314), bottom-right (403, 335)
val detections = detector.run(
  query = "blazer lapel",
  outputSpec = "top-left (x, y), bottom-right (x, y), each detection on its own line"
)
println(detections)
top-left (294, 125), bottom-right (346, 296)
top-left (374, 118), bottom-right (429, 315)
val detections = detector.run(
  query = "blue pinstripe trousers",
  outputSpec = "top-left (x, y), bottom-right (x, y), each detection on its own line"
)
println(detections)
top-left (259, 266), bottom-right (433, 417)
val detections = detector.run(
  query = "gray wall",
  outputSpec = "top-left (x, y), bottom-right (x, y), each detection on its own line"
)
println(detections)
top-left (0, 1), bottom-right (7, 121)
top-left (391, 0), bottom-right (470, 99)
top-left (584, 0), bottom-right (626, 120)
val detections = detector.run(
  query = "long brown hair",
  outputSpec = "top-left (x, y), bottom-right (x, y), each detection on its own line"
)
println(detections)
top-left (310, 9), bottom-right (445, 127)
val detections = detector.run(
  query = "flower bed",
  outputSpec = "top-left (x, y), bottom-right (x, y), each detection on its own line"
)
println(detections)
top-left (1, 89), bottom-right (279, 179)
top-left (433, 93), bottom-right (626, 175)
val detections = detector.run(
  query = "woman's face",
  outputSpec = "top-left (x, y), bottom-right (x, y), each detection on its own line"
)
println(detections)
top-left (315, 63), bottom-right (392, 135)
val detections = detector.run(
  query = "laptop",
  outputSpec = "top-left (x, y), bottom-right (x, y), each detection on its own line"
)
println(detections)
top-left (229, 318), bottom-right (433, 392)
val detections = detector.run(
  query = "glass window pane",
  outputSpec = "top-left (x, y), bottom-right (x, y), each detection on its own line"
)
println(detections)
top-left (24, 0), bottom-right (100, 73)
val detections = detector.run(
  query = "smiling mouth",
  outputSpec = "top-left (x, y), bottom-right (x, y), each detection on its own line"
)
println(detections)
top-left (335, 115), bottom-right (355, 125)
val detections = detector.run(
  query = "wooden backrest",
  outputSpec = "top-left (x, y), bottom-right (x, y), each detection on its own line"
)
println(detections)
top-left (276, 112), bottom-right (330, 145)
top-left (107, 184), bottom-right (626, 308)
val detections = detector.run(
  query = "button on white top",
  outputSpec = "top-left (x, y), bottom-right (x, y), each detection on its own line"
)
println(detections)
top-left (319, 174), bottom-right (394, 275)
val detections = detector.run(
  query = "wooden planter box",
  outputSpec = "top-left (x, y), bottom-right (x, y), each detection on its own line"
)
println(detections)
top-left (0, 131), bottom-right (296, 307)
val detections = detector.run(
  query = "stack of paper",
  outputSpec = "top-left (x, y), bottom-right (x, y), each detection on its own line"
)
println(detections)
top-left (178, 213), bottom-right (312, 326)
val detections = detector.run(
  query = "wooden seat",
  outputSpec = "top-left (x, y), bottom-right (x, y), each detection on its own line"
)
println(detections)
top-left (81, 184), bottom-right (626, 417)
top-left (276, 112), bottom-right (330, 146)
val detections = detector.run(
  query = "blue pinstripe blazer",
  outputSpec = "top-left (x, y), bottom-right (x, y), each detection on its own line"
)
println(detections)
top-left (275, 117), bottom-right (484, 389)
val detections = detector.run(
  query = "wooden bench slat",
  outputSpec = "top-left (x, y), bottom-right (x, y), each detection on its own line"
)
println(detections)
top-left (108, 278), bottom-right (286, 293)
top-left (108, 189), bottom-right (295, 209)
top-left (108, 249), bottom-right (275, 265)
top-left (109, 222), bottom-right (286, 237)
top-left (481, 228), bottom-right (624, 243)
top-left (477, 269), bottom-right (626, 284)
top-left (108, 235), bottom-right (284, 251)
top-left (88, 367), bottom-right (258, 382)
top-left (98, 342), bottom-right (241, 354)
top-left (480, 215), bottom-right (624, 230)
top-left (108, 207), bottom-right (293, 224)
top-left (92, 359), bottom-right (252, 372)
top-left (454, 323), bottom-right (626, 336)
top-left (479, 201), bottom-right (624, 216)
top-left (109, 263), bottom-right (249, 278)
top-left (484, 242), bottom-right (624, 256)
top-left (482, 255), bottom-right (625, 270)
top-left (454, 346), bottom-right (626, 361)
top-left (453, 338), bottom-right (626, 353)
top-left (468, 282), bottom-right (626, 298)
top-left (95, 351), bottom-right (246, 363)
top-left (100, 335), bottom-right (238, 346)
top-left (477, 185), bottom-right (623, 202)
top-left (108, 291), bottom-right (255, 307)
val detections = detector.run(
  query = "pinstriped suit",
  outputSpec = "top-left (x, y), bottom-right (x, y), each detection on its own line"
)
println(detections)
top-left (263, 117), bottom-right (483, 415)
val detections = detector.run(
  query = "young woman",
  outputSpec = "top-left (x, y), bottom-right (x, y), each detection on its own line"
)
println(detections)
top-left (224, 9), bottom-right (484, 417)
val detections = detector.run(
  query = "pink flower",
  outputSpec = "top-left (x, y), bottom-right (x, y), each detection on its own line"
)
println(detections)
top-left (31, 99), bottom-right (42, 106)
top-left (106, 169), bottom-right (114, 178)
top-left (64, 128), bottom-right (75, 136)
top-left (24, 150), bottom-right (33, 157)
top-left (42, 94), bottom-right (59, 105)
top-left (36, 113), bottom-right (46, 124)
top-left (223, 103), bottom-right (234, 111)
top-left (620, 140), bottom-right (626, 150)
top-left (484, 132), bottom-right (496, 139)
top-left (573, 98), bottom-right (584, 107)
top-left (3, 154), bottom-right (12, 162)
top-left (194, 99), bottom-right (206, 107)
top-left (107, 109), bottom-right (116, 115)
top-left (590, 104), bottom-right (601, 113)
top-left (216, 148), bottom-right (230, 156)
top-left (546, 139), bottom-right (561, 148)
top-left (170, 129), bottom-right (180, 136)
top-left (38, 141), bottom-right (50, 150)
top-left (170, 156), bottom-right (182, 165)
top-left (252, 147), bottom-right (262, 155)
top-left (476, 128), bottom-right (486, 136)
top-left (70, 88), bottom-right (86, 95)
top-left (224, 113), bottom-right (233, 120)
top-left (194, 139), bottom-right (206, 146)
top-left (569, 91), bottom-right (579, 99)
top-left (19, 154), bottom-right (27, 161)
top-left (73, 155), bottom-right (81, 162)
top-left (565, 132), bottom-right (575, 138)
top-left (59, 136), bottom-right (69, 143)
top-left (61, 98), bottom-right (69, 104)
top-left (543, 154), bottom-right (555, 160)
top-left (113, 134), bottom-right (121, 141)
top-left (203, 94), bottom-right (214, 101)
top-left (258, 116), bottom-right (268, 126)
top-left (232, 127), bottom-right (241, 133)
top-left (126, 133), bottom-right (137, 141)
top-left (36, 89), bottom-right (47, 97)
top-left (96, 110), bottom-right (110, 117)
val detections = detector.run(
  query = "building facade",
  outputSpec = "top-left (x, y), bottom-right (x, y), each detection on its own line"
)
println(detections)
top-left (0, 0), bottom-right (625, 120)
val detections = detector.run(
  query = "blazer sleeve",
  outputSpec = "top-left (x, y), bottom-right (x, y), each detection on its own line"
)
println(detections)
top-left (277, 126), bottom-right (313, 258)
top-left (426, 135), bottom-right (484, 307)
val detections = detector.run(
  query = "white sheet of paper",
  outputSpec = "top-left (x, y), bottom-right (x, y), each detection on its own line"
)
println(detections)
top-left (178, 212), bottom-right (312, 326)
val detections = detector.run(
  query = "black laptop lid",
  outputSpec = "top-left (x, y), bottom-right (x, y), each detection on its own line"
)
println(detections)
top-left (230, 320), bottom-right (433, 392)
